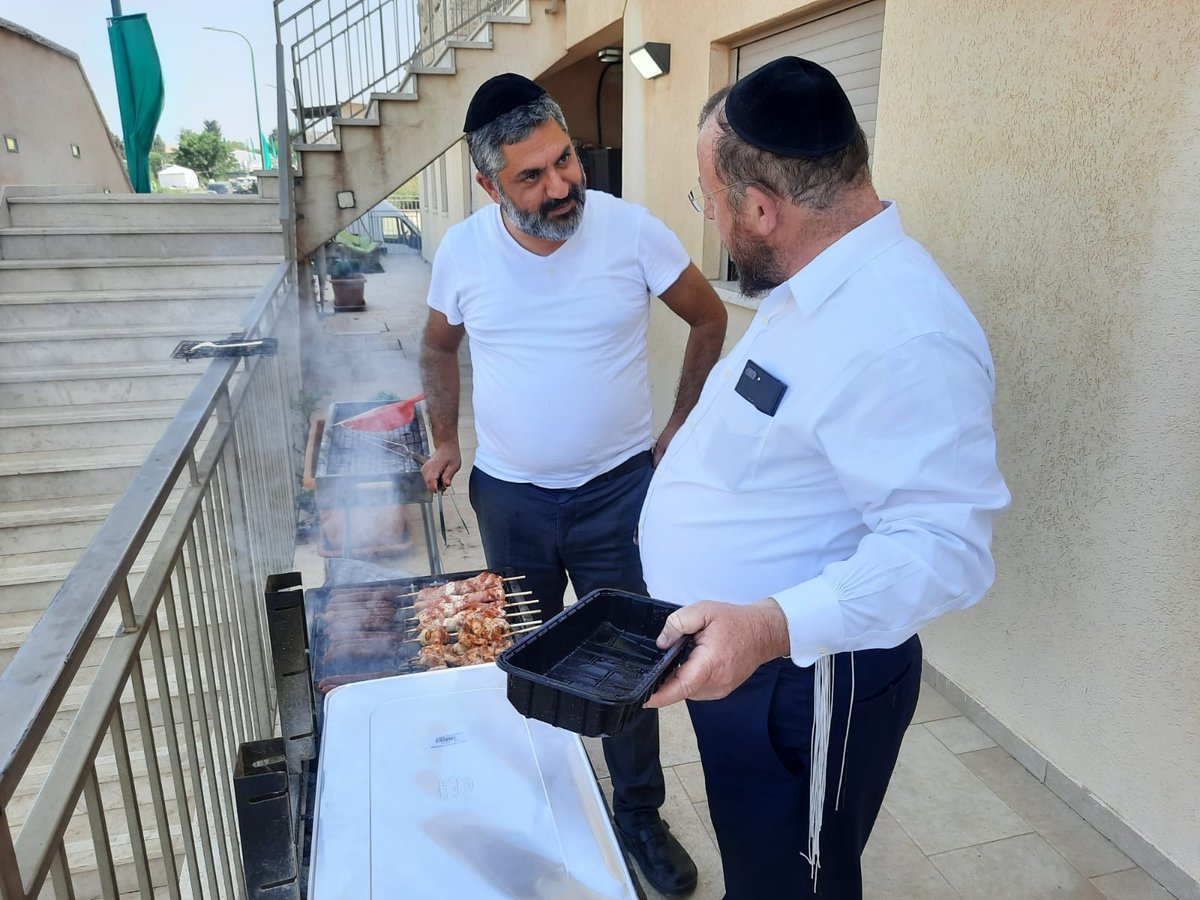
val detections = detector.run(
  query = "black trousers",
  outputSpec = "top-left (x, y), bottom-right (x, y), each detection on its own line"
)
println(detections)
top-left (688, 636), bottom-right (922, 900)
top-left (469, 451), bottom-right (664, 831)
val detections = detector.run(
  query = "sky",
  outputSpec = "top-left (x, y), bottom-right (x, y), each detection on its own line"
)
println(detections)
top-left (1, 1), bottom-right (282, 148)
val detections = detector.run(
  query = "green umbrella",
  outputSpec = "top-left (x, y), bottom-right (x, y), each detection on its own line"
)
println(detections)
top-left (108, 13), bottom-right (164, 193)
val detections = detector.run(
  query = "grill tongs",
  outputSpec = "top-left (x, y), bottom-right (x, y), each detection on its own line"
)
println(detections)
top-left (332, 395), bottom-right (464, 544)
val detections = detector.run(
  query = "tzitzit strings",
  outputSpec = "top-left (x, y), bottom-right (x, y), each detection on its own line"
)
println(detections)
top-left (801, 651), bottom-right (855, 889)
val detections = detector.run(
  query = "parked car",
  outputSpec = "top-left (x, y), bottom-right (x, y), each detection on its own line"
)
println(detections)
top-left (206, 181), bottom-right (231, 195)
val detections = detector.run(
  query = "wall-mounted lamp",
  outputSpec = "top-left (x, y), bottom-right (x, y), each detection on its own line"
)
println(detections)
top-left (70, 144), bottom-right (82, 158)
top-left (597, 47), bottom-right (622, 65)
top-left (4, 135), bottom-right (18, 153)
top-left (629, 42), bottom-right (670, 80)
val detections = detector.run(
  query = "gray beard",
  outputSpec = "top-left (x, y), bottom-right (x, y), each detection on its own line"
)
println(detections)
top-left (730, 231), bottom-right (787, 298)
top-left (497, 179), bottom-right (587, 242)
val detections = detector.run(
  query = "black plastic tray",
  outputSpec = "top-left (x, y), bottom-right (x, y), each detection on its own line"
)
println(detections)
top-left (304, 567), bottom-right (520, 697)
top-left (496, 589), bottom-right (690, 738)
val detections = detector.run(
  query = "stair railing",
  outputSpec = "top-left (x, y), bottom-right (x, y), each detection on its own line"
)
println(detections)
top-left (0, 263), bottom-right (301, 900)
top-left (276, 0), bottom-right (516, 144)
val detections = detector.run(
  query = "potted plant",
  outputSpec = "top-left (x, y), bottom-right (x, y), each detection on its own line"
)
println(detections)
top-left (328, 256), bottom-right (366, 311)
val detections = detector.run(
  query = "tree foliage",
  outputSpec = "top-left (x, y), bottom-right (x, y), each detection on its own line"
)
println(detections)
top-left (175, 128), bottom-right (235, 182)
top-left (203, 119), bottom-right (223, 136)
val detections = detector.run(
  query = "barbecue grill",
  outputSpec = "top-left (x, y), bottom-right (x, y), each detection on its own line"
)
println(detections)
top-left (313, 399), bottom-right (442, 574)
top-left (237, 573), bottom-right (635, 900)
top-left (304, 568), bottom-right (538, 707)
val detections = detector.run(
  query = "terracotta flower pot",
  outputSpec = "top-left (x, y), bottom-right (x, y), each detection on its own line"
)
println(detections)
top-left (331, 273), bottom-right (366, 311)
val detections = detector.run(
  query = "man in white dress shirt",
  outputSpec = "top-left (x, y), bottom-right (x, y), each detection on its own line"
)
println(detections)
top-left (638, 57), bottom-right (1010, 899)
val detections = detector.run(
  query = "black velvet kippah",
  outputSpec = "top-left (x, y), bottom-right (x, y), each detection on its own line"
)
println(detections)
top-left (725, 57), bottom-right (858, 156)
top-left (463, 73), bottom-right (547, 132)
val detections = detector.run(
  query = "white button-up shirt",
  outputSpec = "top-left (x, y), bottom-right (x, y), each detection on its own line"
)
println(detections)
top-left (638, 202), bottom-right (1010, 667)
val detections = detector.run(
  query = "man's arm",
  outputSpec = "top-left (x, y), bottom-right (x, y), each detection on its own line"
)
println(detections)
top-left (419, 309), bottom-right (466, 492)
top-left (654, 263), bottom-right (727, 464)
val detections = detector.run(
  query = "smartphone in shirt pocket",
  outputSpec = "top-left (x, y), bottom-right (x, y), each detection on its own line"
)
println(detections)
top-left (735, 360), bottom-right (787, 416)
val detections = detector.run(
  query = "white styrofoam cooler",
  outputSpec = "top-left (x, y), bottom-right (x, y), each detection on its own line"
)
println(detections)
top-left (308, 664), bottom-right (638, 899)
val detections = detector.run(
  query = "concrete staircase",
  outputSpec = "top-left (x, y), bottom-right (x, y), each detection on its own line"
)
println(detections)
top-left (0, 192), bottom-right (282, 676)
top-left (0, 190), bottom-right (278, 899)
top-left (293, 0), bottom-right (573, 254)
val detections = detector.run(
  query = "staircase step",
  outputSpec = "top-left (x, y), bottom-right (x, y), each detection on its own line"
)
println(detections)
top-left (0, 492), bottom-right (178, 556)
top-left (0, 256), bottom-right (280, 293)
top-left (0, 225), bottom-right (282, 260)
top-left (0, 444), bottom-right (151, 503)
top-left (447, 38), bottom-right (494, 50)
top-left (7, 194), bottom-right (280, 228)
top-left (0, 286), bottom-right (256, 329)
top-left (0, 400), bottom-right (182, 453)
top-left (332, 117), bottom-right (380, 128)
top-left (0, 555), bottom-right (154, 615)
top-left (0, 323), bottom-right (243, 367)
top-left (0, 361), bottom-right (203, 408)
top-left (369, 91), bottom-right (419, 104)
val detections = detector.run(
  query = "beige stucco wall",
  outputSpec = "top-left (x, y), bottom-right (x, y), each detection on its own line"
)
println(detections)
top-left (620, 0), bottom-right (838, 427)
top-left (0, 23), bottom-right (130, 192)
top-left (871, 0), bottom-right (1200, 880)
top-left (418, 138), bottom-right (476, 262)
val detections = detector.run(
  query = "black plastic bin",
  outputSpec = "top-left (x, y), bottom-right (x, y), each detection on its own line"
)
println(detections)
top-left (496, 589), bottom-right (690, 737)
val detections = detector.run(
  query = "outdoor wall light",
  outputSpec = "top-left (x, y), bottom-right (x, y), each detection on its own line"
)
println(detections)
top-left (70, 144), bottom-right (81, 158)
top-left (4, 135), bottom-right (18, 153)
top-left (597, 47), bottom-right (622, 64)
top-left (629, 42), bottom-right (670, 80)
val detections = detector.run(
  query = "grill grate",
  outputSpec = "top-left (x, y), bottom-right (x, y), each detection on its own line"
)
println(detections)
top-left (325, 422), bottom-right (426, 476)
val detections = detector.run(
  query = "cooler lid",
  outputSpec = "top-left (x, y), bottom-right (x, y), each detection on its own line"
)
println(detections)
top-left (309, 664), bottom-right (637, 899)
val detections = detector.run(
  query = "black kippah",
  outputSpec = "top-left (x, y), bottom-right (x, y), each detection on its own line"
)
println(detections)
top-left (463, 73), bottom-right (547, 132)
top-left (725, 57), bottom-right (858, 157)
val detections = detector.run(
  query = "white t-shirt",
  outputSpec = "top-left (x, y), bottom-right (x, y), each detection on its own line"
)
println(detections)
top-left (427, 190), bottom-right (690, 488)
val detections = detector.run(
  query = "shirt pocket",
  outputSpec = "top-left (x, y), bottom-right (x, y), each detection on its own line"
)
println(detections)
top-left (696, 390), bottom-right (776, 492)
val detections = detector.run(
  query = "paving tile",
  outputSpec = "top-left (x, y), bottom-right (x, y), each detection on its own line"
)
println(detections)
top-left (1090, 867), bottom-right (1177, 900)
top-left (960, 747), bottom-right (1132, 878)
top-left (884, 725), bottom-right (1031, 855)
top-left (324, 315), bottom-right (386, 334)
top-left (926, 716), bottom-right (997, 754)
top-left (931, 833), bottom-right (1107, 900)
top-left (675, 761), bottom-right (706, 803)
top-left (582, 705), bottom-right (696, 782)
top-left (862, 809), bottom-right (961, 900)
top-left (583, 735), bottom-right (608, 779)
top-left (912, 679), bottom-right (961, 724)
top-left (658, 701), bottom-right (701, 767)
top-left (598, 768), bottom-right (725, 899)
top-left (694, 800), bottom-right (718, 845)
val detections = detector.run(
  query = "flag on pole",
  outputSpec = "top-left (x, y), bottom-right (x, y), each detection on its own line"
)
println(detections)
top-left (108, 13), bottom-right (165, 193)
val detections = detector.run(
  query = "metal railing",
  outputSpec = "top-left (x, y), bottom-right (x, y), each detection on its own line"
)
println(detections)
top-left (275, 0), bottom-right (516, 143)
top-left (0, 262), bottom-right (302, 900)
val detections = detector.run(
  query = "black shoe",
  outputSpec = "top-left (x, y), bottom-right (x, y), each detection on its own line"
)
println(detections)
top-left (617, 817), bottom-right (698, 897)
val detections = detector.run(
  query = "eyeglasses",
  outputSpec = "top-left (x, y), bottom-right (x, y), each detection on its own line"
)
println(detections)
top-left (687, 180), bottom-right (745, 214)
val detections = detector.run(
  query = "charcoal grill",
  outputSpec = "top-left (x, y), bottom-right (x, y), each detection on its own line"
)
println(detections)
top-left (313, 399), bottom-right (442, 574)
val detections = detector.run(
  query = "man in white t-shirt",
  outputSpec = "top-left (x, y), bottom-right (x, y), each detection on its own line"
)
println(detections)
top-left (419, 74), bottom-right (727, 897)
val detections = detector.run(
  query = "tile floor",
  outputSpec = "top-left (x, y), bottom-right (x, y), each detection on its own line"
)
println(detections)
top-left (293, 249), bottom-right (1178, 899)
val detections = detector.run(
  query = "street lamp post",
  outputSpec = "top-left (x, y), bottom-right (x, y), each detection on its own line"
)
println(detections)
top-left (203, 26), bottom-right (268, 169)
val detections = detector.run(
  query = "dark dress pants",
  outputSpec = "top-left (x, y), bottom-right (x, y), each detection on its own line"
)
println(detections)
top-left (469, 451), bottom-right (664, 831)
top-left (688, 635), bottom-right (922, 900)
